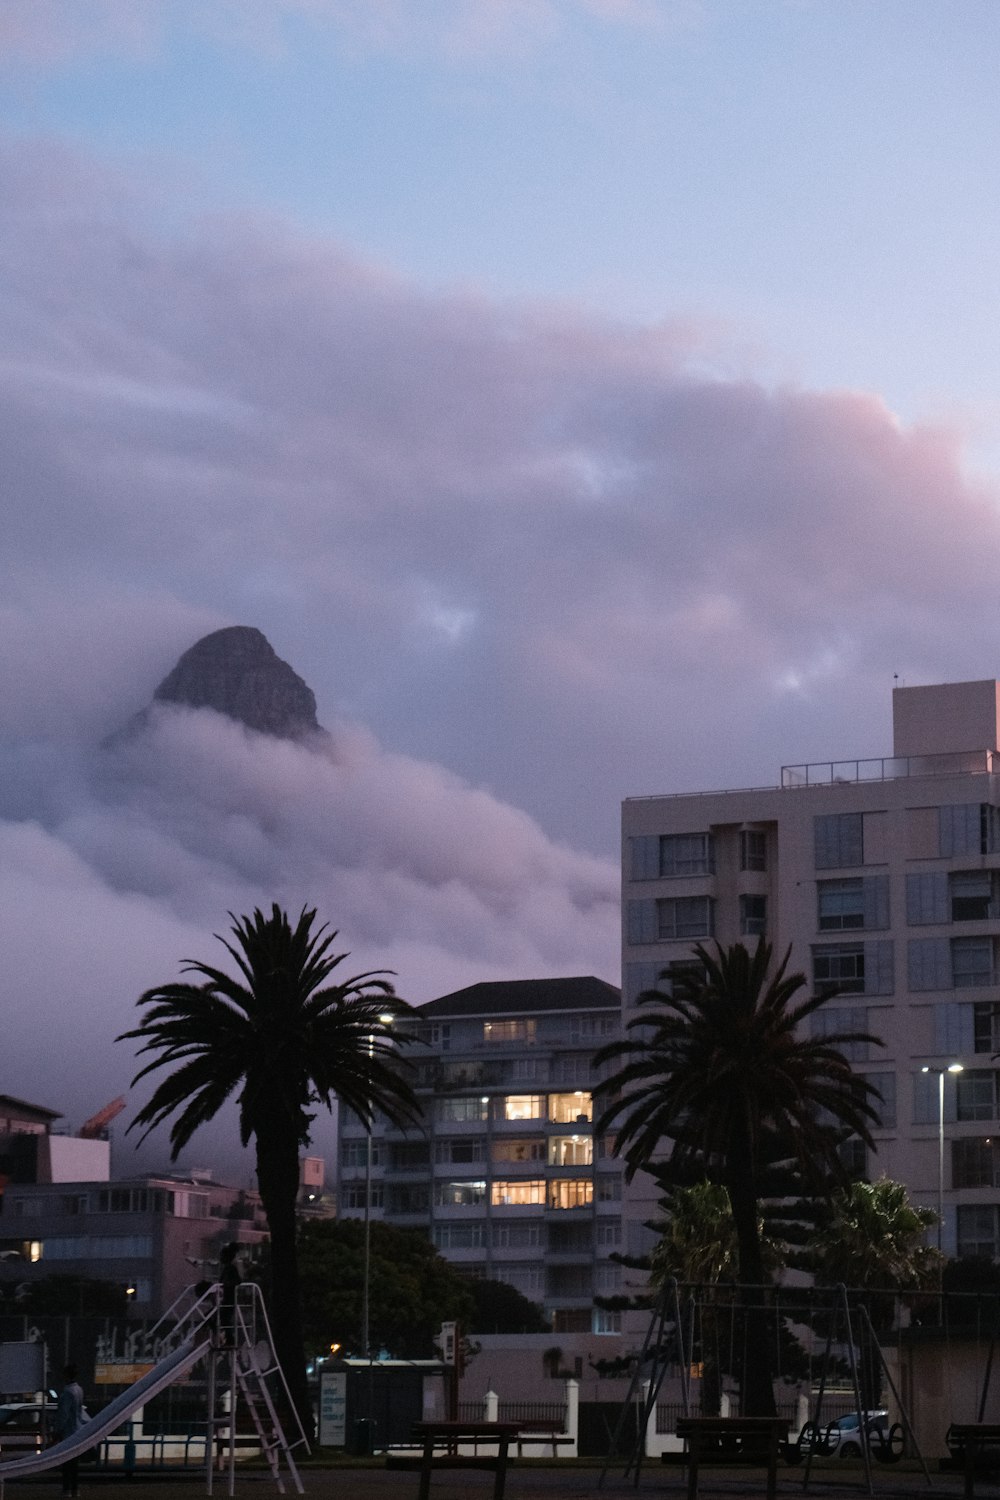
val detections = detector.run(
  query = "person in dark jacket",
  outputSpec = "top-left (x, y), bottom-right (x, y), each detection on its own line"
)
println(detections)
top-left (54, 1364), bottom-right (84, 1498)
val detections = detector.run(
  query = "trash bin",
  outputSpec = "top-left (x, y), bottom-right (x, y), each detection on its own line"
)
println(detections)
top-left (353, 1418), bottom-right (373, 1456)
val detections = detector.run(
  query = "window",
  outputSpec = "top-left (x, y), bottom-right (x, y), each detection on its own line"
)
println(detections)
top-left (739, 894), bottom-right (767, 937)
top-left (659, 833), bottom-right (714, 877)
top-left (483, 1019), bottom-right (537, 1045)
top-left (940, 804), bottom-right (999, 858)
top-left (974, 1003), bottom-right (1000, 1054)
top-left (433, 1223), bottom-right (486, 1250)
top-left (504, 1265), bottom-right (545, 1295)
top-left (837, 1137), bottom-right (868, 1180)
top-left (492, 1137), bottom-right (546, 1163)
top-left (951, 871), bottom-right (997, 922)
top-left (813, 944), bottom-right (865, 994)
top-left (569, 1015), bottom-right (617, 1043)
top-left (957, 1205), bottom-right (1000, 1260)
top-left (548, 1092), bottom-right (592, 1123)
top-left (435, 1138), bottom-right (485, 1164)
top-left (953, 937), bottom-right (994, 988)
top-left (553, 1055), bottom-right (589, 1085)
top-left (592, 1308), bottom-right (623, 1334)
top-left (491, 1179), bottom-right (546, 1206)
top-left (342, 1140), bottom-right (383, 1168)
top-left (387, 1185), bottom-right (429, 1214)
top-left (548, 1135), bottom-right (593, 1166)
top-left (810, 1006), bottom-right (871, 1063)
top-left (434, 1180), bottom-right (486, 1207)
top-left (492, 1222), bottom-right (542, 1248)
top-left (502, 1095), bottom-right (544, 1121)
top-left (597, 1175), bottom-right (622, 1202)
top-left (953, 1138), bottom-right (999, 1190)
top-left (44, 1235), bottom-right (153, 1260)
top-left (596, 1221), bottom-right (622, 1247)
top-left (739, 829), bottom-right (767, 872)
top-left (657, 896), bottom-right (714, 940)
top-left (510, 1056), bottom-right (548, 1083)
top-left (341, 1182), bottom-right (383, 1210)
top-left (863, 1072), bottom-right (896, 1128)
top-left (957, 1071), bottom-right (997, 1122)
top-left (814, 813), bottom-right (863, 870)
top-left (436, 1097), bottom-right (488, 1123)
top-left (419, 1022), bottom-right (451, 1050)
top-left (595, 1261), bottom-right (622, 1291)
top-left (818, 879), bottom-right (865, 931)
top-left (548, 1179), bottom-right (594, 1209)
top-left (548, 1221), bottom-right (591, 1251)
top-left (389, 1142), bottom-right (430, 1171)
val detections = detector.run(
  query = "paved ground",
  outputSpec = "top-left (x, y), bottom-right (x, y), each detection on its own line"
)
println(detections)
top-left (1, 1460), bottom-right (993, 1500)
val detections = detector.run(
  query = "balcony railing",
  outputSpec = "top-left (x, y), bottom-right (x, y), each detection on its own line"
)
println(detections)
top-left (782, 749), bottom-right (995, 788)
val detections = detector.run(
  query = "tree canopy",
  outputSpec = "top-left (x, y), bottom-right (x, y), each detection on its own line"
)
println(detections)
top-left (595, 938), bottom-right (882, 1415)
top-left (118, 904), bottom-right (420, 1434)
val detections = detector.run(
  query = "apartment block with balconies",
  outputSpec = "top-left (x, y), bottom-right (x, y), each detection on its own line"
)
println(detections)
top-left (336, 976), bottom-right (624, 1335)
top-left (622, 679), bottom-right (1000, 1261)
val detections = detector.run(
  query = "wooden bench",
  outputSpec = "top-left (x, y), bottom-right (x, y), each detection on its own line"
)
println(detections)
top-left (946, 1424), bottom-right (1000, 1498)
top-left (675, 1416), bottom-right (789, 1500)
top-left (511, 1419), bottom-right (573, 1457)
top-left (386, 1421), bottom-right (521, 1500)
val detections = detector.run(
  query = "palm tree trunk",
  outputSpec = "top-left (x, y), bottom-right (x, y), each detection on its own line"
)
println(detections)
top-left (726, 1160), bottom-right (776, 1419)
top-left (256, 1130), bottom-right (314, 1441)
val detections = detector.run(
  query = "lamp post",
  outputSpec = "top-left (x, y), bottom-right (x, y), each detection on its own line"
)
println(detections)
top-left (921, 1062), bottom-right (964, 1251)
top-left (362, 1014), bottom-right (395, 1362)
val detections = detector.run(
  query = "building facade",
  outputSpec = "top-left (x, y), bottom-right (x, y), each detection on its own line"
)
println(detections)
top-left (0, 1172), bottom-right (268, 1315)
top-left (621, 678), bottom-right (1000, 1260)
top-left (336, 977), bottom-right (625, 1334)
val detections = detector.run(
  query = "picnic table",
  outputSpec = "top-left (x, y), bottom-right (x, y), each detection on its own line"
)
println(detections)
top-left (947, 1424), bottom-right (1000, 1498)
top-left (386, 1420), bottom-right (522, 1500)
top-left (674, 1415), bottom-right (790, 1500)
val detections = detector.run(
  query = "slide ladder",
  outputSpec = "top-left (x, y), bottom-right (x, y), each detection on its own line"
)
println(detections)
top-left (209, 1284), bottom-right (307, 1496)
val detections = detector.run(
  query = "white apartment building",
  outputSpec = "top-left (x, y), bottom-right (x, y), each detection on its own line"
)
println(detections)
top-left (336, 977), bottom-right (625, 1335)
top-left (622, 679), bottom-right (1000, 1262)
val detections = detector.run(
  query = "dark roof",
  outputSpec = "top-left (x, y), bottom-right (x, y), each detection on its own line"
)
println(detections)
top-left (418, 976), bottom-right (620, 1018)
top-left (0, 1094), bottom-right (61, 1123)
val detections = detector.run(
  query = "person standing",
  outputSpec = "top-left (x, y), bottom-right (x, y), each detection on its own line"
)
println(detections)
top-left (54, 1364), bottom-right (84, 1498)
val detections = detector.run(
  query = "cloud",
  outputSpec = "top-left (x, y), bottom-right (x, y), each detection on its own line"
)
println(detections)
top-left (0, 0), bottom-right (684, 68)
top-left (3, 129), bottom-right (1000, 1171)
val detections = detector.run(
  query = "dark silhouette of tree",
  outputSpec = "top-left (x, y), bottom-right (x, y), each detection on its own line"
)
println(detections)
top-left (807, 1176), bottom-right (940, 1406)
top-left (595, 938), bottom-right (881, 1416)
top-left (118, 904), bottom-right (419, 1435)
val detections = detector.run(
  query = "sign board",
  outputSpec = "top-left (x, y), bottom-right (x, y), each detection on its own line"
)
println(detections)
top-left (318, 1371), bottom-right (347, 1447)
top-left (0, 1342), bottom-right (44, 1396)
top-left (94, 1363), bottom-right (155, 1385)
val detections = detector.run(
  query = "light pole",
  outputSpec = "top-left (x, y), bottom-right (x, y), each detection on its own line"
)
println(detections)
top-left (922, 1062), bottom-right (964, 1251)
top-left (362, 1014), bottom-right (395, 1362)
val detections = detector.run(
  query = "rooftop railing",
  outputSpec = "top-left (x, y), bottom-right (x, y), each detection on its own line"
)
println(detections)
top-left (781, 748), bottom-right (996, 788)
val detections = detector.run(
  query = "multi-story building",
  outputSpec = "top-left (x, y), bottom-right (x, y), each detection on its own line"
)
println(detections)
top-left (337, 977), bottom-right (625, 1335)
top-left (0, 1172), bottom-right (269, 1315)
top-left (621, 678), bottom-right (1000, 1261)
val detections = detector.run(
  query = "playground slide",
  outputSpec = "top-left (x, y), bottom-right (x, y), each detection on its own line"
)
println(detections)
top-left (0, 1336), bottom-right (213, 1483)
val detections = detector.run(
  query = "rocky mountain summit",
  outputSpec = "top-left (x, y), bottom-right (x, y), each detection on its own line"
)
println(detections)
top-left (116, 626), bottom-right (325, 743)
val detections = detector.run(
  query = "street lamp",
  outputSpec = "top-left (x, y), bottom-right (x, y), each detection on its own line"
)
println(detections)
top-left (362, 1014), bottom-right (395, 1362)
top-left (921, 1062), bottom-right (964, 1251)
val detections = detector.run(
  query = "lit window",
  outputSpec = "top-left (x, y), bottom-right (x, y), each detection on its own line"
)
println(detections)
top-left (547, 1093), bottom-right (592, 1124)
top-left (491, 1180), bottom-right (546, 1207)
top-left (502, 1095), bottom-right (544, 1121)
top-left (483, 1019), bottom-right (537, 1045)
top-left (547, 1180), bottom-right (594, 1210)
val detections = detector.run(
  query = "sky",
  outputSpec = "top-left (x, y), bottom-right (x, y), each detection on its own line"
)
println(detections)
top-left (4, 0), bottom-right (1000, 1179)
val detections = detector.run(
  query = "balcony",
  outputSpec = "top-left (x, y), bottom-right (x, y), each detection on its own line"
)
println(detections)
top-left (782, 749), bottom-right (995, 789)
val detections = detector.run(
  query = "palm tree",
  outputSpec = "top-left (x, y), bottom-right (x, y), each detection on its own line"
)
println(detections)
top-left (595, 938), bottom-right (882, 1416)
top-left (807, 1176), bottom-right (940, 1406)
top-left (117, 905), bottom-right (419, 1434)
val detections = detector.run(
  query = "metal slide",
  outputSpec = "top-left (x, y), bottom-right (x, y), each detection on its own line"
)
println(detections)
top-left (0, 1335), bottom-right (212, 1490)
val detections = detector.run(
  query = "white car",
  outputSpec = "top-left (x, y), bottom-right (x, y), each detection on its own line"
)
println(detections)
top-left (799, 1409), bottom-right (891, 1459)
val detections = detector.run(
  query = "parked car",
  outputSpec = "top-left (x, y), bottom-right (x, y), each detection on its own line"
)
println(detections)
top-left (799, 1409), bottom-right (890, 1459)
top-left (0, 1402), bottom-right (57, 1455)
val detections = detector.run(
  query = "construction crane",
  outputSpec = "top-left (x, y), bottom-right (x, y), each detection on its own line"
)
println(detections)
top-left (79, 1097), bottom-right (126, 1139)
